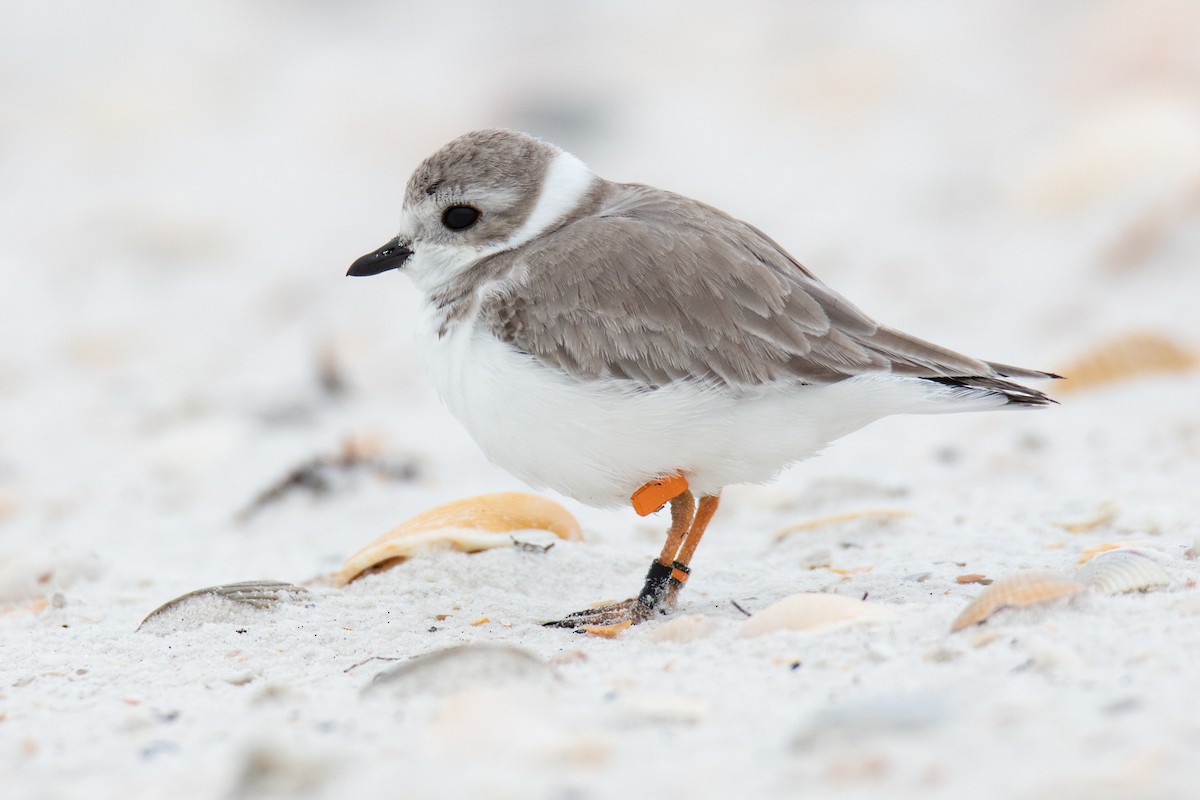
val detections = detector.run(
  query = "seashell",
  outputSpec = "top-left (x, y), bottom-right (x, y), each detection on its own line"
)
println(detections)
top-left (771, 508), bottom-right (911, 543)
top-left (1077, 540), bottom-right (1139, 564)
top-left (581, 620), bottom-right (633, 638)
top-left (138, 580), bottom-right (308, 630)
top-left (1056, 332), bottom-right (1198, 393)
top-left (650, 614), bottom-right (725, 643)
top-left (367, 643), bottom-right (555, 697)
top-left (1076, 549), bottom-right (1171, 594)
top-left (334, 492), bottom-right (582, 586)
top-left (739, 592), bottom-right (897, 637)
top-left (951, 571), bottom-right (1082, 632)
top-left (1054, 501), bottom-right (1119, 534)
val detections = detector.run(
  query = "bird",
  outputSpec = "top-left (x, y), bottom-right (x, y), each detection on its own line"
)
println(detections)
top-left (347, 129), bottom-right (1058, 630)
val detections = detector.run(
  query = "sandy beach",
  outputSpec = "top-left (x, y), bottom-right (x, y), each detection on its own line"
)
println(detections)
top-left (3, 2), bottom-right (1200, 798)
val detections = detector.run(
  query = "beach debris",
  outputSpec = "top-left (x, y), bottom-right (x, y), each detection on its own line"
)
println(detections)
top-left (739, 592), bottom-right (897, 637)
top-left (616, 691), bottom-right (710, 724)
top-left (237, 436), bottom-right (419, 521)
top-left (1055, 331), bottom-right (1197, 393)
top-left (1184, 536), bottom-right (1200, 560)
top-left (650, 614), bottom-right (724, 643)
top-left (950, 571), bottom-right (1082, 632)
top-left (580, 620), bottom-right (634, 638)
top-left (1174, 595), bottom-right (1200, 616)
top-left (1, 597), bottom-right (50, 617)
top-left (509, 535), bottom-right (556, 553)
top-left (955, 573), bottom-right (993, 585)
top-left (342, 655), bottom-right (404, 674)
top-left (1076, 549), bottom-right (1172, 594)
top-left (1016, 635), bottom-right (1085, 676)
top-left (828, 565), bottom-right (873, 576)
top-left (549, 649), bottom-right (588, 665)
top-left (334, 492), bottom-right (582, 586)
top-left (771, 508), bottom-right (911, 543)
top-left (0, 546), bottom-right (104, 603)
top-left (1053, 501), bottom-right (1119, 534)
top-left (1077, 540), bottom-right (1140, 564)
top-left (730, 600), bottom-right (753, 617)
top-left (367, 643), bottom-right (555, 697)
top-left (139, 580), bottom-right (308, 630)
top-left (228, 744), bottom-right (333, 799)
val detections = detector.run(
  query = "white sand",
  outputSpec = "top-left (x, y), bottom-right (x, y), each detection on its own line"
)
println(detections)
top-left (3, 2), bottom-right (1200, 798)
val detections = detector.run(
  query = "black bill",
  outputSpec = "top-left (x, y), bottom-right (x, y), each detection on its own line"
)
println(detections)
top-left (347, 237), bottom-right (413, 276)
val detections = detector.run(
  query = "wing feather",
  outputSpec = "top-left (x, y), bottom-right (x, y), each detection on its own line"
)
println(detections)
top-left (476, 183), bottom-right (1050, 391)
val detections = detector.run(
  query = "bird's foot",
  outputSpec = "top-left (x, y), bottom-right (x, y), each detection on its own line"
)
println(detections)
top-left (542, 597), bottom-right (657, 631)
top-left (543, 559), bottom-right (690, 632)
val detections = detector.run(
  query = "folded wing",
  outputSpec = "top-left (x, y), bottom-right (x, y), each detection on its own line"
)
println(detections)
top-left (479, 183), bottom-right (1055, 402)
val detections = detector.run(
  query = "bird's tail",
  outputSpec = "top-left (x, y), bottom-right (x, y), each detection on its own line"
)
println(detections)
top-left (925, 363), bottom-right (1062, 408)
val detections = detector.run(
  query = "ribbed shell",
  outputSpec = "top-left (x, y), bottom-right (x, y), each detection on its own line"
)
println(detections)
top-left (951, 571), bottom-right (1082, 632)
top-left (1076, 550), bottom-right (1171, 594)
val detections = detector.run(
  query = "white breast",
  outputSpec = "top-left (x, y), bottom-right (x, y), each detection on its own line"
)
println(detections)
top-left (417, 312), bottom-right (997, 508)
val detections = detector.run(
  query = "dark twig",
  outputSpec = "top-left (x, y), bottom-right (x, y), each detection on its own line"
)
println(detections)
top-left (343, 656), bottom-right (404, 674)
top-left (510, 536), bottom-right (556, 553)
top-left (237, 439), bottom-right (419, 522)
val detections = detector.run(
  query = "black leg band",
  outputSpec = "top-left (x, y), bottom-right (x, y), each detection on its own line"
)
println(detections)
top-left (637, 560), bottom-right (673, 608)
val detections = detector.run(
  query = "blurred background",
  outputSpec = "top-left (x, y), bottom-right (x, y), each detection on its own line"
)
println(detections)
top-left (1, 0), bottom-right (1198, 575)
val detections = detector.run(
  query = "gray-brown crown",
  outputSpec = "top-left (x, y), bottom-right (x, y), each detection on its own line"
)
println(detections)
top-left (405, 129), bottom-right (556, 207)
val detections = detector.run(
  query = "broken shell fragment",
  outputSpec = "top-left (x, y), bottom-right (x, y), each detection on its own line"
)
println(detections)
top-left (739, 592), bottom-right (897, 637)
top-left (951, 571), bottom-right (1082, 632)
top-left (771, 508), bottom-right (912, 543)
top-left (1077, 540), bottom-right (1139, 564)
top-left (139, 580), bottom-right (308, 630)
top-left (335, 492), bottom-right (582, 586)
top-left (650, 614), bottom-right (725, 643)
top-left (1076, 549), bottom-right (1171, 594)
top-left (1056, 331), bottom-right (1198, 393)
top-left (367, 643), bottom-right (555, 697)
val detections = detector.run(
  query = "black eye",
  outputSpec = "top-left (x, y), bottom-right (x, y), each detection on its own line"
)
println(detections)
top-left (441, 205), bottom-right (480, 231)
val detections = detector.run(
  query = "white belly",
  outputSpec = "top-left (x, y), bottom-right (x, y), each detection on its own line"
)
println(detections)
top-left (419, 313), bottom-right (1001, 508)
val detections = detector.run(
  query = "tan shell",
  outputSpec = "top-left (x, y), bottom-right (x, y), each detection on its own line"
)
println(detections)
top-left (1076, 549), bottom-right (1171, 594)
top-left (739, 592), bottom-right (897, 637)
top-left (335, 492), bottom-right (582, 586)
top-left (771, 508), bottom-right (911, 543)
top-left (951, 571), bottom-right (1082, 632)
top-left (1056, 332), bottom-right (1197, 393)
top-left (1077, 540), bottom-right (1139, 564)
top-left (650, 614), bottom-right (724, 643)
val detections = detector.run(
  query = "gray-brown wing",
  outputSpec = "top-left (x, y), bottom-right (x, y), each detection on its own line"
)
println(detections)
top-left (479, 184), bottom-right (1034, 390)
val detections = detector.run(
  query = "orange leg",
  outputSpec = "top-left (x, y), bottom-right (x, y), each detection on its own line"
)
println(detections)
top-left (663, 493), bottom-right (720, 606)
top-left (657, 490), bottom-right (696, 565)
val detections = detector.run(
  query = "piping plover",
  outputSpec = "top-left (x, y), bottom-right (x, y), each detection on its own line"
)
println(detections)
top-left (349, 129), bottom-right (1057, 629)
